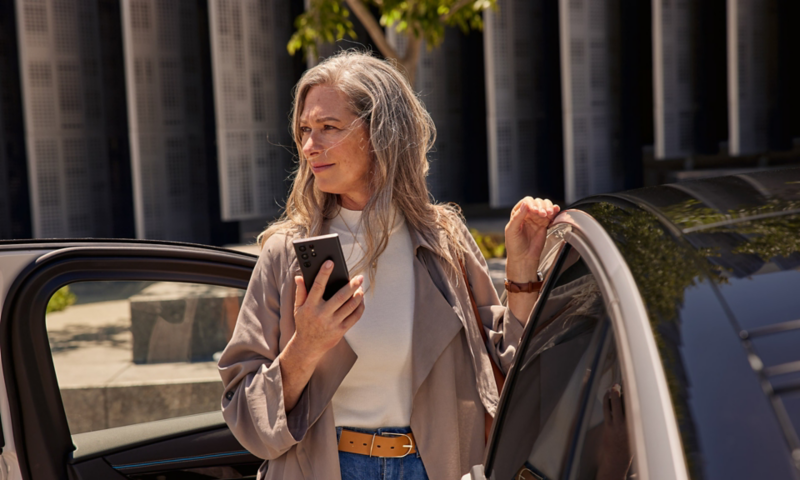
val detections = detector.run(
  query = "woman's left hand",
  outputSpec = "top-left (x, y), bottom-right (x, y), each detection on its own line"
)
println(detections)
top-left (504, 197), bottom-right (560, 282)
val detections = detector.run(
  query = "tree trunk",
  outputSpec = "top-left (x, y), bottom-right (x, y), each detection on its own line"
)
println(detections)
top-left (398, 34), bottom-right (422, 88)
top-left (342, 0), bottom-right (422, 87)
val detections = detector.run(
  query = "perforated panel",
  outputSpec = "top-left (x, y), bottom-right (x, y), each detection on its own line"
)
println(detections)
top-left (16, 0), bottom-right (112, 238)
top-left (209, 0), bottom-right (292, 221)
top-left (386, 29), bottom-right (464, 203)
top-left (727, 0), bottom-right (777, 155)
top-left (653, 0), bottom-right (696, 159)
top-left (559, 0), bottom-right (623, 203)
top-left (122, 0), bottom-right (210, 242)
top-left (484, 0), bottom-right (542, 207)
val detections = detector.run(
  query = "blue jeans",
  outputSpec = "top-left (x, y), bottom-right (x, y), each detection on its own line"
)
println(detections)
top-left (336, 426), bottom-right (429, 480)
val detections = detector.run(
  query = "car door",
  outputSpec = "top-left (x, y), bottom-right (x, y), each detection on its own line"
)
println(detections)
top-left (0, 241), bottom-right (263, 480)
top-left (483, 240), bottom-right (634, 480)
top-left (466, 210), bottom-right (689, 480)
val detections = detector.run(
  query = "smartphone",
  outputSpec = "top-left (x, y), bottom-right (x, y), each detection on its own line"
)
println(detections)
top-left (292, 233), bottom-right (350, 301)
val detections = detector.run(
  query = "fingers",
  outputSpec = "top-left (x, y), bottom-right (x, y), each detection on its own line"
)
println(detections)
top-left (308, 260), bottom-right (334, 302)
top-left (609, 384), bottom-right (624, 425)
top-left (323, 275), bottom-right (364, 314)
top-left (340, 299), bottom-right (366, 331)
top-left (333, 285), bottom-right (365, 322)
top-left (509, 197), bottom-right (560, 228)
top-left (505, 200), bottom-right (529, 235)
top-left (294, 276), bottom-right (308, 308)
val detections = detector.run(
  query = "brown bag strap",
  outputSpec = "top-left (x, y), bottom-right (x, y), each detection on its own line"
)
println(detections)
top-left (458, 258), bottom-right (506, 391)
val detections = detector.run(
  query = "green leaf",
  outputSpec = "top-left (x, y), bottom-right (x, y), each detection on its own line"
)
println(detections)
top-left (47, 286), bottom-right (77, 314)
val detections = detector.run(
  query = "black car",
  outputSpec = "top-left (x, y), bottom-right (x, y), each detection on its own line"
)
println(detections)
top-left (468, 167), bottom-right (800, 480)
top-left (0, 167), bottom-right (799, 480)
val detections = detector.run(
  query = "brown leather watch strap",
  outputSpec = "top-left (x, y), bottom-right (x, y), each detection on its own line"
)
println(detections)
top-left (338, 429), bottom-right (417, 458)
top-left (504, 279), bottom-right (544, 293)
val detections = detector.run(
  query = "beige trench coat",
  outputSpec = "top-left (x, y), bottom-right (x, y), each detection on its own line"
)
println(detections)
top-left (218, 221), bottom-right (526, 479)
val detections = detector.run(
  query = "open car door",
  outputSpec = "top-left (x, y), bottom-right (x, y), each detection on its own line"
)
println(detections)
top-left (0, 240), bottom-right (262, 480)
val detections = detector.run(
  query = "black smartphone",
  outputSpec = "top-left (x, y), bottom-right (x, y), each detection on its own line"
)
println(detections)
top-left (292, 233), bottom-right (350, 301)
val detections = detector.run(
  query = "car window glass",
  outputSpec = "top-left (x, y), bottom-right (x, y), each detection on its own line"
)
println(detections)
top-left (46, 280), bottom-right (242, 434)
top-left (488, 247), bottom-right (614, 480)
top-left (566, 327), bottom-right (636, 480)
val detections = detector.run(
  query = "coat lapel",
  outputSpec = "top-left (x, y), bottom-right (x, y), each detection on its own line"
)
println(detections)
top-left (410, 255), bottom-right (464, 397)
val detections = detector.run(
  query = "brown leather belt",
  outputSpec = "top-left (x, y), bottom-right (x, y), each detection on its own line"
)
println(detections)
top-left (338, 429), bottom-right (417, 458)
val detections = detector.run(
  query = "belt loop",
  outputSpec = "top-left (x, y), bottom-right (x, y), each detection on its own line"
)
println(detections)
top-left (369, 433), bottom-right (377, 457)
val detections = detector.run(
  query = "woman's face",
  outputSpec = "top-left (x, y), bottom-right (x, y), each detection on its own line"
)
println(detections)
top-left (299, 84), bottom-right (372, 210)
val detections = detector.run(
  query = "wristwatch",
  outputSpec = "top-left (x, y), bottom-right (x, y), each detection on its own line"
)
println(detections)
top-left (504, 270), bottom-right (544, 294)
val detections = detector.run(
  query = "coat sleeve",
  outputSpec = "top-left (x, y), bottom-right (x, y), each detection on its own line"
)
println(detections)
top-left (217, 234), bottom-right (310, 460)
top-left (460, 225), bottom-right (527, 375)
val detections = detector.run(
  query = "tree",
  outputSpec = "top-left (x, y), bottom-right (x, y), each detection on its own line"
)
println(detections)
top-left (288, 0), bottom-right (495, 85)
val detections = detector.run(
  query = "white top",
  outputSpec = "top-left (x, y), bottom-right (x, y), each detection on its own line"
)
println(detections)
top-left (329, 206), bottom-right (416, 428)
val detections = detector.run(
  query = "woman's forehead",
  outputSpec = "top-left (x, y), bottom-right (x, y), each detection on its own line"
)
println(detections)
top-left (300, 85), bottom-right (354, 122)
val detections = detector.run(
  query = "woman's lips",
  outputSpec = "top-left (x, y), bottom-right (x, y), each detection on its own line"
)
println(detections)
top-left (311, 163), bottom-right (334, 174)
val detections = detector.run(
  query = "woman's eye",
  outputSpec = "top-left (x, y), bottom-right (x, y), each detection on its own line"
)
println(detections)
top-left (299, 126), bottom-right (311, 134)
top-left (323, 125), bottom-right (337, 130)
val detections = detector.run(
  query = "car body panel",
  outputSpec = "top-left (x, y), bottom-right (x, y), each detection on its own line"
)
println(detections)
top-left (0, 249), bottom-right (50, 480)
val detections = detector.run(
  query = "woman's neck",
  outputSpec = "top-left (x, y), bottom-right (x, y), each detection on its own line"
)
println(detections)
top-left (339, 192), bottom-right (369, 211)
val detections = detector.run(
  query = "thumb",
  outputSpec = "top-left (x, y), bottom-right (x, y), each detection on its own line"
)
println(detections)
top-left (294, 276), bottom-right (308, 308)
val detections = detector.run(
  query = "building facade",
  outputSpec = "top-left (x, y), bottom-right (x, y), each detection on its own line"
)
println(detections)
top-left (1, 0), bottom-right (798, 243)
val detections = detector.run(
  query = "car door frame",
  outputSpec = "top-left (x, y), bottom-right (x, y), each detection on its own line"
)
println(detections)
top-left (550, 209), bottom-right (688, 480)
top-left (0, 242), bottom-right (257, 480)
top-left (478, 210), bottom-right (689, 480)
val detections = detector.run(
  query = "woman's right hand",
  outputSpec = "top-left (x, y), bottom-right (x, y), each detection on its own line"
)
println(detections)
top-left (291, 260), bottom-right (365, 361)
top-left (279, 260), bottom-right (365, 413)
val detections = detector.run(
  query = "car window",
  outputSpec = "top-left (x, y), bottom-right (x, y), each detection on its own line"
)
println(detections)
top-left (45, 280), bottom-right (243, 434)
top-left (566, 326), bottom-right (636, 480)
top-left (486, 246), bottom-right (633, 480)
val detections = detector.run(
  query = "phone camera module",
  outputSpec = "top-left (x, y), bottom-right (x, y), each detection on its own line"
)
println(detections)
top-left (301, 253), bottom-right (308, 259)
top-left (304, 262), bottom-right (311, 268)
top-left (299, 246), bottom-right (306, 252)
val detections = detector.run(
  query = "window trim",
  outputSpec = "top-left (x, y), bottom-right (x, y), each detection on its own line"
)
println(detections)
top-left (554, 210), bottom-right (689, 480)
top-left (0, 245), bottom-right (255, 480)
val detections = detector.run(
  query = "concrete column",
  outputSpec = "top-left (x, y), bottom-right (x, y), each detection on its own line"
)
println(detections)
top-left (484, 0), bottom-right (542, 207)
top-left (653, 0), bottom-right (697, 159)
top-left (209, 0), bottom-right (293, 221)
top-left (727, 0), bottom-right (778, 155)
top-left (16, 0), bottom-right (113, 237)
top-left (121, 0), bottom-right (210, 242)
top-left (559, 0), bottom-right (623, 203)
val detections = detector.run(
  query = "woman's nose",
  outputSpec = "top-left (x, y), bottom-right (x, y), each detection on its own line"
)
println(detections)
top-left (302, 131), bottom-right (321, 158)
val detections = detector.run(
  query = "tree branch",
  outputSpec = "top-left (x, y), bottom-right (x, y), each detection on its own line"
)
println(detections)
top-left (400, 34), bottom-right (422, 86)
top-left (344, 0), bottom-right (399, 59)
top-left (443, 0), bottom-right (473, 21)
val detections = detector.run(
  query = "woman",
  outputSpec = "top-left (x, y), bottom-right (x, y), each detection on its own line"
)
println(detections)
top-left (218, 51), bottom-right (559, 480)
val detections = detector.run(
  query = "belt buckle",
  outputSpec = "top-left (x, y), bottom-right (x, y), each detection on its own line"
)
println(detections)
top-left (383, 432), bottom-right (414, 458)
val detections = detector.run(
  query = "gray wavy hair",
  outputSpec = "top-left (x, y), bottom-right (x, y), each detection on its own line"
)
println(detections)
top-left (258, 50), bottom-right (468, 282)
